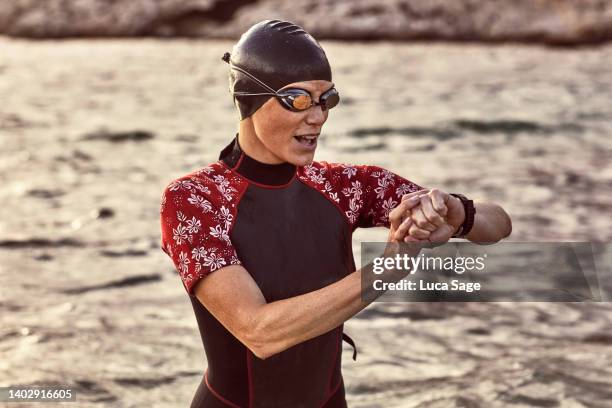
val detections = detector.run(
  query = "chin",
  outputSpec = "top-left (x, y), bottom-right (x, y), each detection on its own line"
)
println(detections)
top-left (287, 151), bottom-right (315, 167)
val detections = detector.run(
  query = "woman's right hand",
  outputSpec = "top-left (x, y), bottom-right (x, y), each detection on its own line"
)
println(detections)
top-left (384, 190), bottom-right (432, 263)
top-left (386, 189), bottom-right (431, 243)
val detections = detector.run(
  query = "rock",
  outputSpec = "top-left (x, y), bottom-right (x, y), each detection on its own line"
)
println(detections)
top-left (93, 207), bottom-right (115, 219)
top-left (0, 238), bottom-right (85, 248)
top-left (1, 0), bottom-right (612, 44)
top-left (61, 273), bottom-right (162, 294)
top-left (0, 0), bottom-right (220, 37)
top-left (33, 253), bottom-right (54, 261)
top-left (211, 0), bottom-right (612, 45)
top-left (99, 249), bottom-right (148, 257)
top-left (81, 129), bottom-right (154, 142)
top-left (26, 188), bottom-right (66, 199)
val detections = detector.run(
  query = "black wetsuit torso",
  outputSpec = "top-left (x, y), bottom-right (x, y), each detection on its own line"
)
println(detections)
top-left (160, 135), bottom-right (422, 407)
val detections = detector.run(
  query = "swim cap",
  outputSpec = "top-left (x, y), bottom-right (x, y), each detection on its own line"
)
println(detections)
top-left (224, 19), bottom-right (332, 120)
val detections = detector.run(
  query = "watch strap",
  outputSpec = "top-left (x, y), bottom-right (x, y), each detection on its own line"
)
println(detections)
top-left (450, 193), bottom-right (475, 238)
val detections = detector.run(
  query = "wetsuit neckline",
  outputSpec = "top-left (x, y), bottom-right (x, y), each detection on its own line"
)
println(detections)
top-left (219, 133), bottom-right (297, 186)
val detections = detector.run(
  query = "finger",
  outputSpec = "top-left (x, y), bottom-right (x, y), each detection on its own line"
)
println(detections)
top-left (408, 223), bottom-right (430, 240)
top-left (420, 195), bottom-right (445, 227)
top-left (389, 194), bottom-right (427, 231)
top-left (388, 206), bottom-right (405, 232)
top-left (428, 224), bottom-right (455, 243)
top-left (394, 214), bottom-right (413, 241)
top-left (429, 189), bottom-right (448, 217)
top-left (389, 195), bottom-right (419, 226)
top-left (411, 206), bottom-right (437, 232)
top-left (401, 189), bottom-right (430, 202)
top-left (404, 235), bottom-right (426, 243)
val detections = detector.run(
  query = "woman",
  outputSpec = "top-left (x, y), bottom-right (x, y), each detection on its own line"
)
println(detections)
top-left (160, 19), bottom-right (511, 408)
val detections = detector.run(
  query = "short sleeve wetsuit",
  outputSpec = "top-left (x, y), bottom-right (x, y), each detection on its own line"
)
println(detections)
top-left (160, 135), bottom-right (424, 408)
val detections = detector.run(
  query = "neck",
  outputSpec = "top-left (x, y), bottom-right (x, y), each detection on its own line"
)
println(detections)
top-left (219, 132), bottom-right (297, 187)
top-left (238, 119), bottom-right (285, 164)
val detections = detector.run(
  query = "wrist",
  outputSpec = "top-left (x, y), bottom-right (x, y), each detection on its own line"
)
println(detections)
top-left (451, 196), bottom-right (465, 235)
top-left (450, 193), bottom-right (475, 238)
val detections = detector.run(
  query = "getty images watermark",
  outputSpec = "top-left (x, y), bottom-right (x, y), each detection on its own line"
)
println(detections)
top-left (372, 251), bottom-right (487, 293)
top-left (360, 242), bottom-right (611, 302)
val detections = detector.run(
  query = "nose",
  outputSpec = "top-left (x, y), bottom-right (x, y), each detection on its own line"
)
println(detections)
top-left (305, 104), bottom-right (328, 126)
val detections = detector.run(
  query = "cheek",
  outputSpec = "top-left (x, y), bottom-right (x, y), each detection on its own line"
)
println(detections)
top-left (282, 114), bottom-right (307, 134)
top-left (256, 102), bottom-right (305, 137)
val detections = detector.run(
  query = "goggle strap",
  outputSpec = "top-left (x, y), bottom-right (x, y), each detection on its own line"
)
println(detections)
top-left (225, 60), bottom-right (279, 94)
top-left (232, 92), bottom-right (278, 96)
top-left (223, 53), bottom-right (338, 112)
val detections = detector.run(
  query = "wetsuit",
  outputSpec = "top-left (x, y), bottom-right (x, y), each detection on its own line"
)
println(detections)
top-left (160, 135), bottom-right (423, 407)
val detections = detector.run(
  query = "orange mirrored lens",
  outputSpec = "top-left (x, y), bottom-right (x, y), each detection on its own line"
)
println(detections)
top-left (292, 94), bottom-right (311, 110)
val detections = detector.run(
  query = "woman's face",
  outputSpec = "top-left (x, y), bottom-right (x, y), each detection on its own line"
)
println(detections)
top-left (250, 80), bottom-right (334, 166)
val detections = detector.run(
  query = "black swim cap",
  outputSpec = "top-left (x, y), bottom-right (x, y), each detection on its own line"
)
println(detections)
top-left (224, 19), bottom-right (332, 120)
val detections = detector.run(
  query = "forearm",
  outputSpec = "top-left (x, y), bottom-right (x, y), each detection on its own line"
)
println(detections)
top-left (464, 201), bottom-right (512, 243)
top-left (249, 268), bottom-right (365, 359)
top-left (249, 246), bottom-right (412, 359)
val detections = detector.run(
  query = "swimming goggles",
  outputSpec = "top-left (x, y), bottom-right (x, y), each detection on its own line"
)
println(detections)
top-left (222, 52), bottom-right (340, 112)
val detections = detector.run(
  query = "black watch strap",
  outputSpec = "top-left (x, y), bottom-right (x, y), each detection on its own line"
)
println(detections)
top-left (450, 193), bottom-right (475, 238)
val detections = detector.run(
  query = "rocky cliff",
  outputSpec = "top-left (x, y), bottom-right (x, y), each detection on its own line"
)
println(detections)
top-left (2, 0), bottom-right (612, 45)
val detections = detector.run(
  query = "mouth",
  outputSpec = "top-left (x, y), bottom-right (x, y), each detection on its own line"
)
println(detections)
top-left (294, 133), bottom-right (319, 149)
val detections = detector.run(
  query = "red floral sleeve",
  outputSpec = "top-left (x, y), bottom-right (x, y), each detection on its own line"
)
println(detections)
top-left (297, 162), bottom-right (425, 230)
top-left (159, 168), bottom-right (245, 295)
top-left (354, 165), bottom-right (425, 228)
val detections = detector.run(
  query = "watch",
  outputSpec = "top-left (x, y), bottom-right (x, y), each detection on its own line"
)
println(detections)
top-left (450, 193), bottom-right (475, 238)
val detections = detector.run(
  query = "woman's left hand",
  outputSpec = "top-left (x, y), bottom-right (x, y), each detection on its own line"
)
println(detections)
top-left (394, 189), bottom-right (466, 243)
